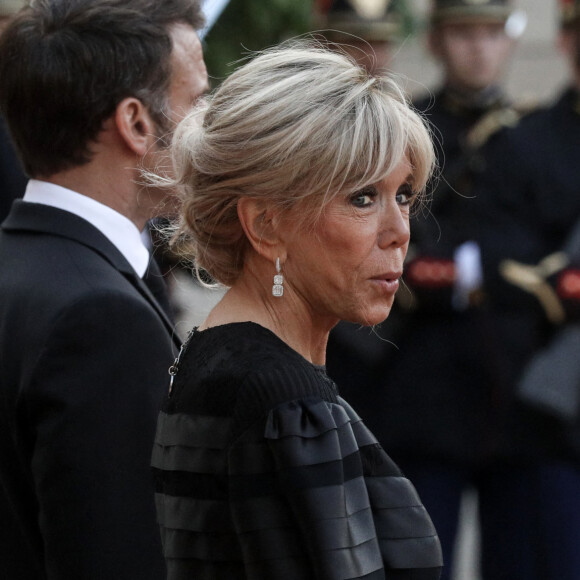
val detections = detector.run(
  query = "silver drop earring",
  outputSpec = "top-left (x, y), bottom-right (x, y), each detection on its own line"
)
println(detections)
top-left (272, 257), bottom-right (284, 297)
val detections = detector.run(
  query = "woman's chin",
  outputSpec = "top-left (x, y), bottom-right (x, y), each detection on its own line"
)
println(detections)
top-left (348, 306), bottom-right (393, 328)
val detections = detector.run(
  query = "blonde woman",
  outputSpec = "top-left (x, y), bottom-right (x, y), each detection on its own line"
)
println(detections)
top-left (152, 43), bottom-right (443, 580)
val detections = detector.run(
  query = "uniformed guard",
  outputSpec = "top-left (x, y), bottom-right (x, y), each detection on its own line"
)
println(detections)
top-left (325, 2), bottom-right (534, 579)
top-left (408, 0), bottom-right (524, 289)
top-left (474, 2), bottom-right (580, 577)
top-left (314, 0), bottom-right (402, 73)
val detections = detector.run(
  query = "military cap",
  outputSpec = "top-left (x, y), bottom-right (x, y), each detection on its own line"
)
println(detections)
top-left (561, 0), bottom-right (580, 26)
top-left (431, 0), bottom-right (513, 25)
top-left (0, 0), bottom-right (27, 18)
top-left (316, 0), bottom-right (401, 43)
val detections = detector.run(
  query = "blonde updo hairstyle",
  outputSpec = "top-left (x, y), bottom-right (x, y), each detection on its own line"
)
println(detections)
top-left (169, 41), bottom-right (435, 287)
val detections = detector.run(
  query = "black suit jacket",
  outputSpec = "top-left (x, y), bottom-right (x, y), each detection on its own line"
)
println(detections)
top-left (0, 200), bottom-right (180, 579)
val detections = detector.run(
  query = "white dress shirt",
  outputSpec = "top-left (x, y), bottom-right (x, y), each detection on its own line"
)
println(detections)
top-left (23, 179), bottom-right (150, 277)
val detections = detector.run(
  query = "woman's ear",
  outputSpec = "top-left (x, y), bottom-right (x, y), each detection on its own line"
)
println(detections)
top-left (237, 197), bottom-right (284, 261)
top-left (115, 97), bottom-right (157, 156)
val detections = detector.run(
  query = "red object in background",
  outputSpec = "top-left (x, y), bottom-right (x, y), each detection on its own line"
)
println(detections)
top-left (558, 269), bottom-right (580, 302)
top-left (405, 257), bottom-right (456, 289)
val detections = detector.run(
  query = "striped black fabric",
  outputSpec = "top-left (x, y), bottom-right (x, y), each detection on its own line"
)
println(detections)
top-left (152, 322), bottom-right (442, 579)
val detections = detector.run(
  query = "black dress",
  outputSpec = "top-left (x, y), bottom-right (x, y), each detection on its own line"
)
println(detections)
top-left (152, 322), bottom-right (442, 579)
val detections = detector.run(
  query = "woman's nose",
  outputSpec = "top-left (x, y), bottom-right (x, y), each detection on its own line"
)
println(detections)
top-left (378, 205), bottom-right (410, 250)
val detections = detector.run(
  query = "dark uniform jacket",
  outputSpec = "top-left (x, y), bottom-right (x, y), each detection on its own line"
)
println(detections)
top-left (0, 200), bottom-right (179, 579)
top-left (327, 86), bottom-right (518, 468)
top-left (475, 87), bottom-right (580, 463)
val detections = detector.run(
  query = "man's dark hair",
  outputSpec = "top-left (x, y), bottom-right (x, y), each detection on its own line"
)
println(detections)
top-left (0, 0), bottom-right (204, 177)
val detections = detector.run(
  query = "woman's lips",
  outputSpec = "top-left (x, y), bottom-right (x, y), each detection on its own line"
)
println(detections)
top-left (373, 273), bottom-right (401, 293)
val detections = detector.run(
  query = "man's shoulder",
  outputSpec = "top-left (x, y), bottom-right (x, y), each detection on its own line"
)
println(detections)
top-left (0, 230), bottom-right (157, 341)
top-left (480, 104), bottom-right (549, 168)
top-left (464, 97), bottom-right (538, 150)
top-left (1, 201), bottom-right (138, 290)
top-left (1, 230), bottom-right (127, 290)
top-left (507, 102), bottom-right (550, 134)
top-left (2, 200), bottom-right (129, 258)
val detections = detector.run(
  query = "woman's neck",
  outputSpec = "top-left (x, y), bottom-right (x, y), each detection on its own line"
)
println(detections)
top-left (200, 282), bottom-right (332, 366)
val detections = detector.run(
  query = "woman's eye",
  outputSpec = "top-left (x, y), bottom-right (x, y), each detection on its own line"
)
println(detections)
top-left (351, 187), bottom-right (376, 208)
top-left (396, 184), bottom-right (415, 206)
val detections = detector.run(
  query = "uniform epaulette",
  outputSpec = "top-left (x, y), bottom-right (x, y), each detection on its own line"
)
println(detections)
top-left (512, 95), bottom-right (540, 116)
top-left (465, 97), bottom-right (539, 149)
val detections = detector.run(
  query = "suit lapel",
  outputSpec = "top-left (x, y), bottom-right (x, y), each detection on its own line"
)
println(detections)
top-left (3, 201), bottom-right (181, 348)
top-left (128, 270), bottom-right (180, 347)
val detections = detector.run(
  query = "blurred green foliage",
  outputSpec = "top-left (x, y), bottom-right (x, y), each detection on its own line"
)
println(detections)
top-left (202, 0), bottom-right (315, 84)
top-left (202, 0), bottom-right (416, 85)
top-left (391, 0), bottom-right (415, 37)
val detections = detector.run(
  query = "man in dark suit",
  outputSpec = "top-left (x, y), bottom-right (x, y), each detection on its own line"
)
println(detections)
top-left (0, 1), bottom-right (208, 578)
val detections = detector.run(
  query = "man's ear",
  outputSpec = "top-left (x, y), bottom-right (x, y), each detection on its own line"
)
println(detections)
top-left (237, 197), bottom-right (284, 261)
top-left (115, 97), bottom-right (157, 156)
